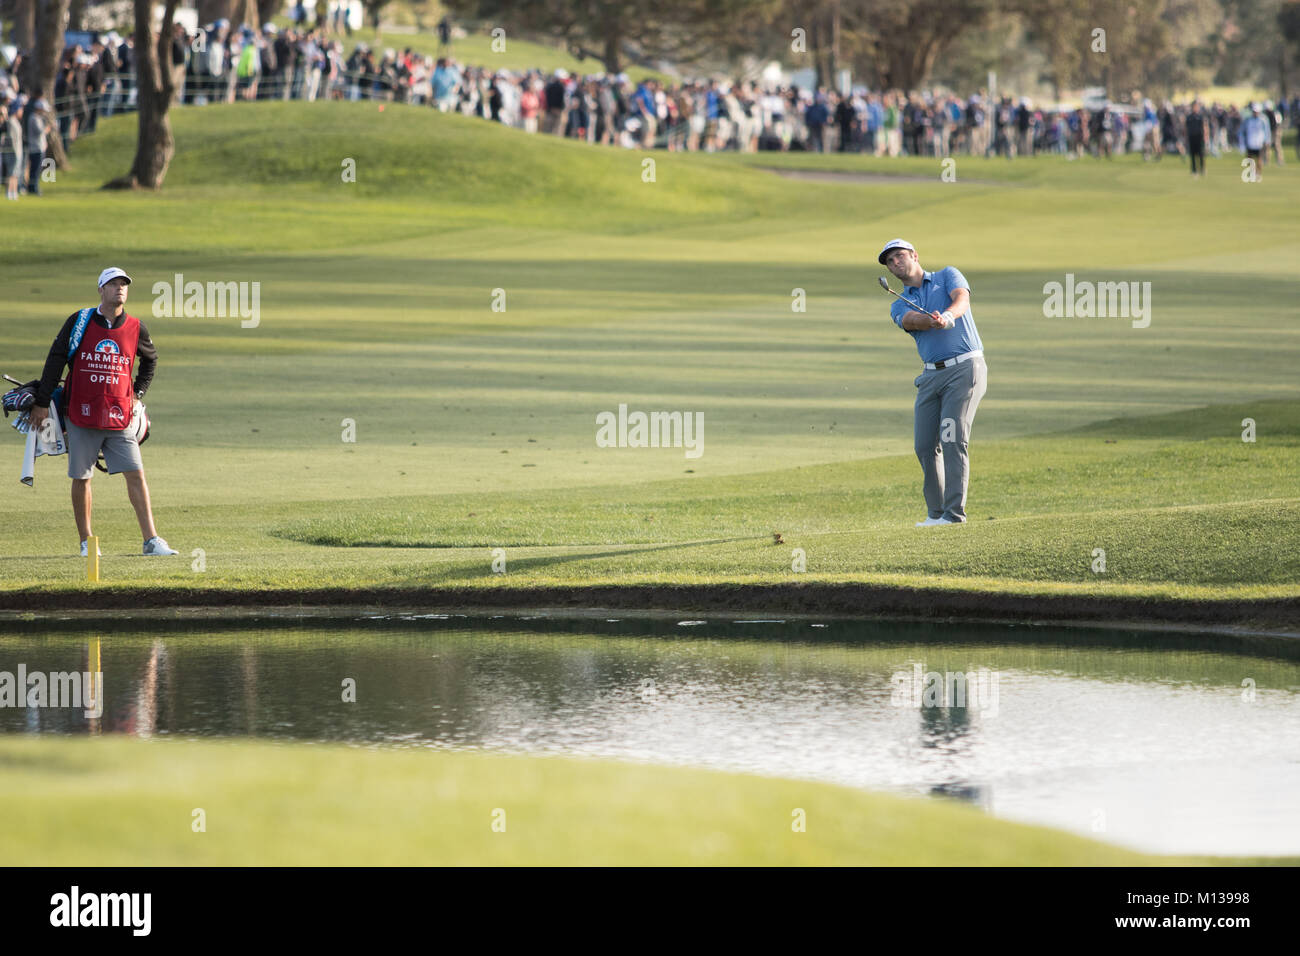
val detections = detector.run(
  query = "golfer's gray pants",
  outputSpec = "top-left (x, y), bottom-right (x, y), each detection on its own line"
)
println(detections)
top-left (914, 357), bottom-right (987, 521)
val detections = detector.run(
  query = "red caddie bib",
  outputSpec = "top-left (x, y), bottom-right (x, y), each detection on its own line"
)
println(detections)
top-left (66, 314), bottom-right (139, 430)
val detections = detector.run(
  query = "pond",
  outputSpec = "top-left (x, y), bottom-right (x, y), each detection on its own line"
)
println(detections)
top-left (2, 612), bottom-right (1297, 857)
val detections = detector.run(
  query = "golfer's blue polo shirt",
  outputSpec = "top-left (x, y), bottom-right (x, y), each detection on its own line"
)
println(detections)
top-left (890, 266), bottom-right (983, 364)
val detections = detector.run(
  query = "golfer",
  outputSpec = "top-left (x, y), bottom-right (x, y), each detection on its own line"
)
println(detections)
top-left (879, 239), bottom-right (987, 526)
top-left (29, 267), bottom-right (178, 557)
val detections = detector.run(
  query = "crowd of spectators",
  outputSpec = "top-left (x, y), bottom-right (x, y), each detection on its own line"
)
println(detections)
top-left (2, 18), bottom-right (1297, 200)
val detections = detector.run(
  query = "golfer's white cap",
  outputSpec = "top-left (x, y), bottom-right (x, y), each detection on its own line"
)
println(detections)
top-left (878, 238), bottom-right (915, 265)
top-left (97, 266), bottom-right (132, 288)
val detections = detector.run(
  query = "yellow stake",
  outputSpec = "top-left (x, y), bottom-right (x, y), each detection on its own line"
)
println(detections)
top-left (86, 535), bottom-right (99, 582)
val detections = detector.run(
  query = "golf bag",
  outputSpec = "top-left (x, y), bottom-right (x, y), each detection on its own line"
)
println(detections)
top-left (6, 376), bottom-right (150, 473)
top-left (1, 381), bottom-right (37, 416)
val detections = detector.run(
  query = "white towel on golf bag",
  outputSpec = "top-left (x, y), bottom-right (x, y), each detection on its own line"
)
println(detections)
top-left (20, 404), bottom-right (67, 486)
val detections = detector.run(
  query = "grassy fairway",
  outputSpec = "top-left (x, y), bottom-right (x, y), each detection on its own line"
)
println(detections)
top-left (0, 734), bottom-right (1208, 865)
top-left (1, 102), bottom-right (1297, 614)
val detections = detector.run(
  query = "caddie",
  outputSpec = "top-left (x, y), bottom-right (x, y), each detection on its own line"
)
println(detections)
top-left (29, 267), bottom-right (178, 556)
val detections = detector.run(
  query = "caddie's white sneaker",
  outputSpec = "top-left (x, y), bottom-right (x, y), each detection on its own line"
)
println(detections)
top-left (143, 536), bottom-right (178, 556)
top-left (915, 517), bottom-right (944, 527)
top-left (80, 539), bottom-right (101, 557)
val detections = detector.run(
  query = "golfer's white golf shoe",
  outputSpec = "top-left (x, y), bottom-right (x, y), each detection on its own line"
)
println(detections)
top-left (915, 517), bottom-right (945, 527)
top-left (143, 536), bottom-right (179, 556)
top-left (80, 539), bottom-right (101, 557)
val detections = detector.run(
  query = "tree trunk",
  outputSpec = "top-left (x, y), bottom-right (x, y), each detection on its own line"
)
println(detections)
top-left (104, 0), bottom-right (180, 190)
top-left (12, 0), bottom-right (37, 53)
top-left (197, 0), bottom-right (232, 25)
top-left (33, 0), bottom-right (69, 100)
top-left (1279, 50), bottom-right (1288, 112)
top-left (67, 0), bottom-right (85, 32)
top-left (829, 0), bottom-right (841, 88)
top-left (232, 0), bottom-right (258, 30)
top-left (31, 0), bottom-right (70, 167)
top-left (258, 0), bottom-right (279, 29)
top-left (602, 29), bottom-right (621, 75)
top-left (809, 19), bottom-right (824, 90)
top-left (887, 36), bottom-right (940, 92)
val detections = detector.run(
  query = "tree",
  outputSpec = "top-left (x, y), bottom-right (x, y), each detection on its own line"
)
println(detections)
top-left (752, 0), bottom-right (991, 92)
top-left (1010, 0), bottom-right (1097, 97)
top-left (1143, 0), bottom-right (1221, 97)
top-left (356, 0), bottom-right (397, 30)
top-left (197, 0), bottom-right (232, 26)
top-left (443, 0), bottom-right (770, 75)
top-left (257, 0), bottom-right (280, 28)
top-left (1216, 0), bottom-right (1295, 100)
top-left (1013, 0), bottom-right (1220, 101)
top-left (1283, 0), bottom-right (1300, 46)
top-left (1278, 0), bottom-right (1300, 102)
top-left (365, 0), bottom-right (395, 29)
top-left (231, 0), bottom-right (259, 29)
top-left (30, 0), bottom-right (71, 169)
top-left (843, 0), bottom-right (993, 91)
top-left (30, 0), bottom-right (69, 102)
top-left (104, 0), bottom-right (181, 190)
top-left (930, 10), bottom-right (1051, 99)
top-left (9, 0), bottom-right (36, 58)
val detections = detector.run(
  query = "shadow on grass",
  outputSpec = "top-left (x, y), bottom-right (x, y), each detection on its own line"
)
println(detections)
top-left (1064, 397), bottom-right (1300, 441)
top-left (383, 536), bottom-right (763, 583)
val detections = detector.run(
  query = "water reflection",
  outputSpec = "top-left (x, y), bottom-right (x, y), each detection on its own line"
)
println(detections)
top-left (1, 613), bottom-right (1298, 856)
top-left (929, 782), bottom-right (991, 812)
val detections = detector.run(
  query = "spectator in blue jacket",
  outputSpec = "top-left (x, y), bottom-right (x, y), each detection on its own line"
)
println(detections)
top-left (805, 93), bottom-right (829, 152)
top-left (634, 79), bottom-right (657, 148)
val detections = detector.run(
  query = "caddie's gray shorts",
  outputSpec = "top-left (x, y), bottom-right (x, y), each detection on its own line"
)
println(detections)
top-left (66, 421), bottom-right (143, 478)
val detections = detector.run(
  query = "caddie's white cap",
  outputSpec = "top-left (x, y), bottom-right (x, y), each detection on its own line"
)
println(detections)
top-left (97, 266), bottom-right (132, 288)
top-left (878, 238), bottom-right (915, 265)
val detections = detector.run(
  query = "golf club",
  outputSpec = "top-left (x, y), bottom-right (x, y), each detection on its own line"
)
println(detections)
top-left (879, 277), bottom-right (952, 328)
top-left (3, 374), bottom-right (24, 387)
top-left (877, 276), bottom-right (930, 313)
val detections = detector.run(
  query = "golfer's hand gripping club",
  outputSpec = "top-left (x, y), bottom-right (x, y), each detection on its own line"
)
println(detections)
top-left (878, 276), bottom-right (953, 329)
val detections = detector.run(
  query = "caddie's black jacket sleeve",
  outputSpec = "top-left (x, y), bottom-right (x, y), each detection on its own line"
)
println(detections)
top-left (133, 320), bottom-right (158, 398)
top-left (34, 313), bottom-right (78, 409)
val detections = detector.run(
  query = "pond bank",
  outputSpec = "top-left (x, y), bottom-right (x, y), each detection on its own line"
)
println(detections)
top-left (2, 583), bottom-right (1298, 639)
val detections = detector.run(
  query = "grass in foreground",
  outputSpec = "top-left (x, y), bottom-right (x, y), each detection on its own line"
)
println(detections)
top-left (0, 735), bottom-right (1241, 866)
